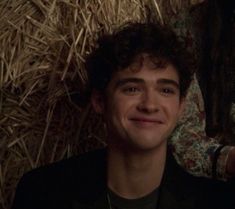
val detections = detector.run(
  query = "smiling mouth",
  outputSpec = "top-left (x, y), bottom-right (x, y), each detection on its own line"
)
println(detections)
top-left (129, 118), bottom-right (164, 125)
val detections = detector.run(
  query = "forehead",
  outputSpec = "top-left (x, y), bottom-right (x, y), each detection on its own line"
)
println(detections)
top-left (110, 59), bottom-right (179, 86)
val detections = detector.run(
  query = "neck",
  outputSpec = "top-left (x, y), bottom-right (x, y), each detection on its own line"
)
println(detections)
top-left (107, 143), bottom-right (166, 199)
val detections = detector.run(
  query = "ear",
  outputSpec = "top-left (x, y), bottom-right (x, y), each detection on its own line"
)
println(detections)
top-left (91, 90), bottom-right (105, 114)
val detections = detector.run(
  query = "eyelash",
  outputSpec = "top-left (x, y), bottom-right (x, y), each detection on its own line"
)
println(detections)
top-left (160, 88), bottom-right (175, 95)
top-left (122, 87), bottom-right (141, 94)
top-left (121, 86), bottom-right (176, 96)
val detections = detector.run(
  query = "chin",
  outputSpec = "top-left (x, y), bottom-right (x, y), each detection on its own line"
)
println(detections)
top-left (127, 135), bottom-right (167, 152)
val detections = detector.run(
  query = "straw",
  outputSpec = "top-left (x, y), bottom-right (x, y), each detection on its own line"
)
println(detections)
top-left (0, 0), bottom-right (200, 208)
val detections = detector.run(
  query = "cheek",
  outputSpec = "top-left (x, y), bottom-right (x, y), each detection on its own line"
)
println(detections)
top-left (105, 97), bottom-right (123, 123)
top-left (108, 95), bottom-right (136, 123)
top-left (164, 100), bottom-right (182, 119)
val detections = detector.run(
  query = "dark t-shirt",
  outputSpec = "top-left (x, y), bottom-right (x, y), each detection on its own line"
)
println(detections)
top-left (108, 187), bottom-right (159, 209)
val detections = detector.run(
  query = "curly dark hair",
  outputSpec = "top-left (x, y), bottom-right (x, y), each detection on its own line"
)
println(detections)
top-left (85, 22), bottom-right (194, 98)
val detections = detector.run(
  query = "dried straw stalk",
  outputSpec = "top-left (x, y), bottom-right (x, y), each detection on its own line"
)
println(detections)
top-left (0, 0), bottom-right (203, 208)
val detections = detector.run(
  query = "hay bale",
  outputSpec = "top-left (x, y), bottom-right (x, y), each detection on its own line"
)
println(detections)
top-left (0, 0), bottom-right (203, 208)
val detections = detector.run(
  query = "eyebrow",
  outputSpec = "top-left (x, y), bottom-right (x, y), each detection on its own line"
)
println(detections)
top-left (115, 77), bottom-right (179, 89)
top-left (115, 78), bottom-right (144, 88)
top-left (157, 78), bottom-right (179, 89)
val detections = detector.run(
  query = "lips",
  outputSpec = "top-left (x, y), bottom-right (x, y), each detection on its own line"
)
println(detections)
top-left (129, 117), bottom-right (164, 125)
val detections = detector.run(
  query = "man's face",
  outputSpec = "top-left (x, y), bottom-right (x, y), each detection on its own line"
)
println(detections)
top-left (92, 58), bottom-right (185, 153)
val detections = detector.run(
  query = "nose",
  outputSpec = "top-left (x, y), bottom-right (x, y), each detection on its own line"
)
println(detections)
top-left (137, 90), bottom-right (159, 113)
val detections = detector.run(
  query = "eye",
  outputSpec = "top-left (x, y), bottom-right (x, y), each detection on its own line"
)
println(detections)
top-left (160, 87), bottom-right (176, 95)
top-left (122, 86), bottom-right (141, 95)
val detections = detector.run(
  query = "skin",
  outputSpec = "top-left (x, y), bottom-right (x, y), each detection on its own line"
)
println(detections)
top-left (92, 57), bottom-right (185, 199)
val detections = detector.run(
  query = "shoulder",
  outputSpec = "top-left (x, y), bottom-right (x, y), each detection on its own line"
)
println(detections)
top-left (12, 148), bottom-right (107, 209)
top-left (164, 152), bottom-right (235, 209)
top-left (21, 148), bottom-right (106, 182)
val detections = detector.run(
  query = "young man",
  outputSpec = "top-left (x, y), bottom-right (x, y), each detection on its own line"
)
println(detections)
top-left (12, 22), bottom-right (234, 209)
